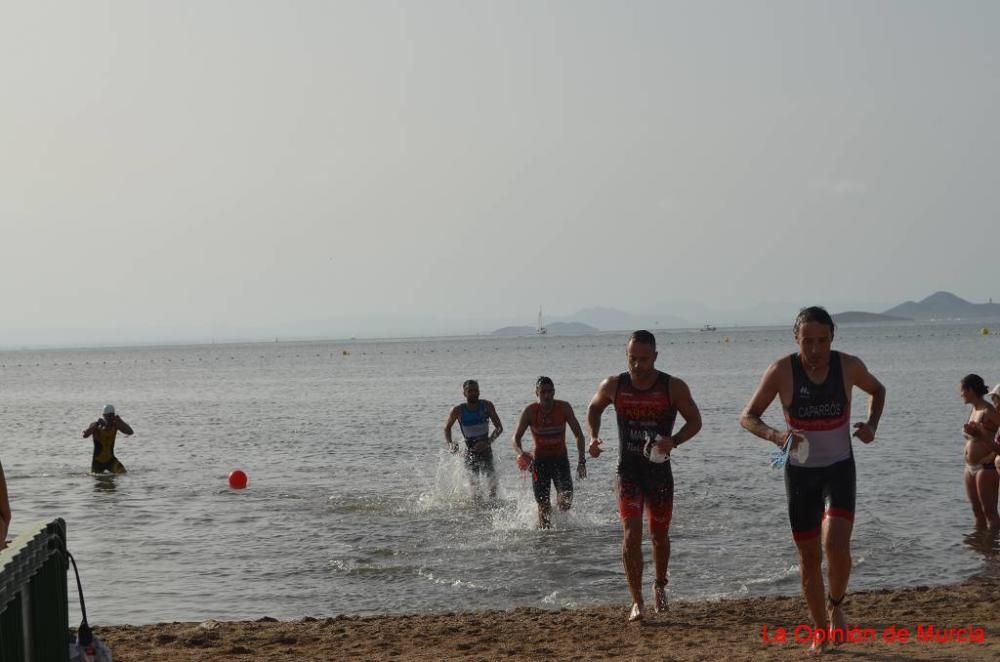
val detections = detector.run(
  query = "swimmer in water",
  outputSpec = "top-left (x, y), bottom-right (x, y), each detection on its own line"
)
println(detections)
top-left (83, 404), bottom-right (134, 474)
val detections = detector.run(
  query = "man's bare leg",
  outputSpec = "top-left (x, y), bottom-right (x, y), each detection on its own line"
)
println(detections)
top-left (823, 516), bottom-right (853, 644)
top-left (622, 517), bottom-right (645, 621)
top-left (537, 502), bottom-right (552, 529)
top-left (794, 536), bottom-right (828, 654)
top-left (650, 527), bottom-right (670, 612)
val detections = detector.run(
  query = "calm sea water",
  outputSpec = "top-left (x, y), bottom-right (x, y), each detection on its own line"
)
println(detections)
top-left (3, 322), bottom-right (1000, 625)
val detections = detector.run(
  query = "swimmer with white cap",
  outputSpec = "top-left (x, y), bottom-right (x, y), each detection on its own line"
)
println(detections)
top-left (82, 404), bottom-right (134, 474)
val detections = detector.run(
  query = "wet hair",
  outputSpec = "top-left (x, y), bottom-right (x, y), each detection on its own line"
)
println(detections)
top-left (961, 374), bottom-right (988, 397)
top-left (793, 306), bottom-right (835, 337)
top-left (628, 330), bottom-right (656, 349)
top-left (462, 379), bottom-right (478, 390)
top-left (536, 376), bottom-right (554, 388)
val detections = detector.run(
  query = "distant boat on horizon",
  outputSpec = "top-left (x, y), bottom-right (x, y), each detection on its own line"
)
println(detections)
top-left (699, 324), bottom-right (717, 332)
top-left (537, 307), bottom-right (547, 335)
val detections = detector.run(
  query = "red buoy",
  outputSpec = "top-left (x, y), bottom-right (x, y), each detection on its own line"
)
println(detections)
top-left (228, 469), bottom-right (248, 489)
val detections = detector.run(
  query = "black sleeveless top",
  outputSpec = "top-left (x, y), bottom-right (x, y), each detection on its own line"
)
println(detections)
top-left (614, 371), bottom-right (677, 468)
top-left (784, 351), bottom-right (852, 467)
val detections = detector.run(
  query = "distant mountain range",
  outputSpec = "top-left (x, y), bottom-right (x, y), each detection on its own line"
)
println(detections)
top-left (881, 291), bottom-right (1000, 320)
top-left (491, 322), bottom-right (599, 337)
top-left (833, 291), bottom-right (1000, 323)
top-left (491, 292), bottom-right (998, 335)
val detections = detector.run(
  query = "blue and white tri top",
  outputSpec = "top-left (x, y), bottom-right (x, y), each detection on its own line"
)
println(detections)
top-left (459, 402), bottom-right (491, 449)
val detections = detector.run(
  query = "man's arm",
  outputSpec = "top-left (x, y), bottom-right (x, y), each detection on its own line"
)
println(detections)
top-left (486, 402), bottom-right (504, 442)
top-left (115, 416), bottom-right (134, 436)
top-left (82, 421), bottom-right (97, 438)
top-left (564, 402), bottom-right (586, 462)
top-left (586, 376), bottom-right (617, 457)
top-left (845, 355), bottom-right (885, 444)
top-left (660, 378), bottom-right (701, 452)
top-left (443, 407), bottom-right (460, 452)
top-left (511, 407), bottom-right (532, 456)
top-left (740, 360), bottom-right (789, 447)
top-left (564, 402), bottom-right (588, 478)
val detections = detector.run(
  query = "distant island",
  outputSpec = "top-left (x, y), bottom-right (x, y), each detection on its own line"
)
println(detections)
top-left (491, 322), bottom-right (598, 337)
top-left (880, 291), bottom-right (1000, 320)
top-left (834, 291), bottom-right (1000, 323)
top-left (488, 291), bottom-right (998, 335)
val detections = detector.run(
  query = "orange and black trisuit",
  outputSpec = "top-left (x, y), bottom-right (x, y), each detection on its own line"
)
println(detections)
top-left (783, 351), bottom-right (855, 542)
top-left (527, 402), bottom-right (573, 505)
top-left (614, 370), bottom-right (677, 532)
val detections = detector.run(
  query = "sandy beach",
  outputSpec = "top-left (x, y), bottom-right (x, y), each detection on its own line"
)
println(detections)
top-left (94, 568), bottom-right (1000, 661)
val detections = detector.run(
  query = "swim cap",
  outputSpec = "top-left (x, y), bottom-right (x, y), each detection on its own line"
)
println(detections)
top-left (516, 452), bottom-right (534, 471)
top-left (103, 404), bottom-right (115, 415)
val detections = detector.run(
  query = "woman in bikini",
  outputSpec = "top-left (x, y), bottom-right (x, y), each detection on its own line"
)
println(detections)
top-left (960, 374), bottom-right (1000, 529)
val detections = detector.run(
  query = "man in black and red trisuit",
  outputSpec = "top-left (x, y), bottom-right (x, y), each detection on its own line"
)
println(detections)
top-left (586, 330), bottom-right (702, 623)
top-left (741, 306), bottom-right (885, 653)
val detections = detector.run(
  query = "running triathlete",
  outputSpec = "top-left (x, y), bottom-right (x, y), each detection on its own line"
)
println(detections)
top-left (587, 330), bottom-right (702, 623)
top-left (511, 376), bottom-right (587, 528)
top-left (83, 404), bottom-right (135, 474)
top-left (740, 306), bottom-right (885, 652)
top-left (444, 380), bottom-right (503, 498)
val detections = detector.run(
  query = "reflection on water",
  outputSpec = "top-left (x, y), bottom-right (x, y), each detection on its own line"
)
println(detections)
top-left (92, 475), bottom-right (118, 494)
top-left (963, 528), bottom-right (1000, 559)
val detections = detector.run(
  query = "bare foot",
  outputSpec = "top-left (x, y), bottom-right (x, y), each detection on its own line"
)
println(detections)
top-left (627, 602), bottom-right (644, 623)
top-left (807, 639), bottom-right (829, 655)
top-left (827, 594), bottom-right (847, 647)
top-left (652, 581), bottom-right (668, 613)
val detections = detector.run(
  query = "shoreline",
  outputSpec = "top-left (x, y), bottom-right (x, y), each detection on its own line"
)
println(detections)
top-left (96, 571), bottom-right (1000, 661)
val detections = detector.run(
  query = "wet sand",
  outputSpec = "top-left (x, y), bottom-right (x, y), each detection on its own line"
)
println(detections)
top-left (95, 571), bottom-right (1000, 661)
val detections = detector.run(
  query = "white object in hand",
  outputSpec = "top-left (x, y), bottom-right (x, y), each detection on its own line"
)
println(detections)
top-left (645, 435), bottom-right (670, 464)
top-left (794, 438), bottom-right (810, 463)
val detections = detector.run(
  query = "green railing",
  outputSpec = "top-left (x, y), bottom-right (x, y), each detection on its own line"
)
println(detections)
top-left (0, 519), bottom-right (69, 662)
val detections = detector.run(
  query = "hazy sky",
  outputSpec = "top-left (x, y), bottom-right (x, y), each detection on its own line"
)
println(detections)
top-left (2, 1), bottom-right (998, 345)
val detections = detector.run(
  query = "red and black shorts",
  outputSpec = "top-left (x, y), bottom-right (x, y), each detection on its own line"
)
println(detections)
top-left (784, 456), bottom-right (856, 542)
top-left (616, 460), bottom-right (674, 532)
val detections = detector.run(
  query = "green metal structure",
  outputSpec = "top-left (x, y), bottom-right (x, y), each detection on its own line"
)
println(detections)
top-left (0, 519), bottom-right (69, 662)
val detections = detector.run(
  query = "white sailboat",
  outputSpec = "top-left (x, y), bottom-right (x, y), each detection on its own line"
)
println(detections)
top-left (536, 307), bottom-right (547, 335)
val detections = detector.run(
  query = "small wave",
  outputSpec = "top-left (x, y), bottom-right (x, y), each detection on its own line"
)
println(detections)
top-left (416, 567), bottom-right (487, 591)
top-left (327, 558), bottom-right (422, 579)
top-left (738, 564), bottom-right (800, 594)
top-left (539, 590), bottom-right (579, 609)
top-left (326, 494), bottom-right (411, 516)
